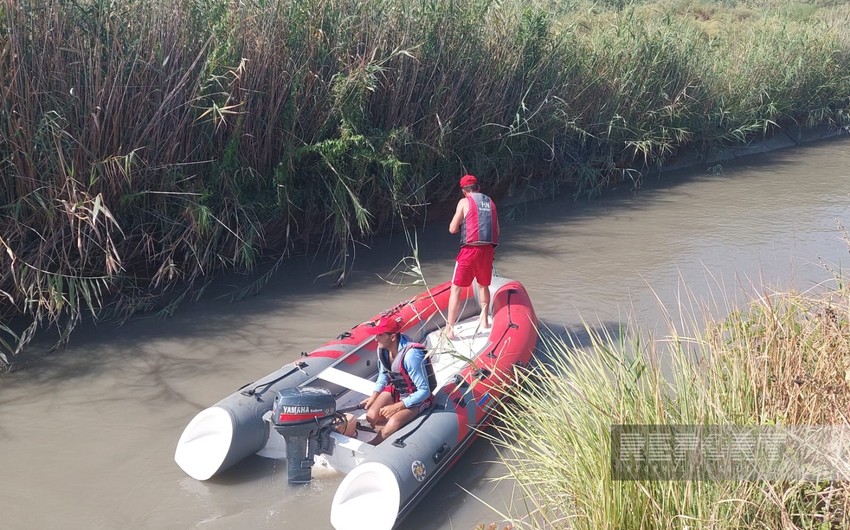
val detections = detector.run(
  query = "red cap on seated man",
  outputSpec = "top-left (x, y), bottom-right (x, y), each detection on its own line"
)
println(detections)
top-left (371, 315), bottom-right (401, 335)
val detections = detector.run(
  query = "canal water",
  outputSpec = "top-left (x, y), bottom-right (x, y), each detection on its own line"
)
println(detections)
top-left (1, 137), bottom-right (848, 529)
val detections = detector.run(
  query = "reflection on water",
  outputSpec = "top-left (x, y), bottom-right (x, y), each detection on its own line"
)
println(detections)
top-left (1, 137), bottom-right (849, 530)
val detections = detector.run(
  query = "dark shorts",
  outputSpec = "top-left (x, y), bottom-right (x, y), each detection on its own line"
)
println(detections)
top-left (452, 245), bottom-right (495, 287)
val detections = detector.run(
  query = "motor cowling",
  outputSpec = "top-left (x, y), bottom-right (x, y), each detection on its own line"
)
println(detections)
top-left (271, 386), bottom-right (337, 484)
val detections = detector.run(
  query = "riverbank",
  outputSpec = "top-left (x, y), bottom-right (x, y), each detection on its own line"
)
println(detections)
top-left (660, 124), bottom-right (849, 174)
top-left (500, 123), bottom-right (849, 209)
top-left (3, 0), bottom-right (850, 365)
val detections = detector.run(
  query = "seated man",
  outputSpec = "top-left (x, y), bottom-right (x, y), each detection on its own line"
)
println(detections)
top-left (360, 316), bottom-right (435, 445)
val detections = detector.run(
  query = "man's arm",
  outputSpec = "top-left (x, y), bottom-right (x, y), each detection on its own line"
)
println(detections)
top-left (449, 198), bottom-right (466, 234)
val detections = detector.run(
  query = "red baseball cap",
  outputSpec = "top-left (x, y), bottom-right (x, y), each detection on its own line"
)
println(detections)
top-left (372, 315), bottom-right (401, 335)
top-left (459, 174), bottom-right (478, 188)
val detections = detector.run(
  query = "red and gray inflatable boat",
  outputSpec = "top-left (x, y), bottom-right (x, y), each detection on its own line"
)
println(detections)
top-left (174, 275), bottom-right (538, 529)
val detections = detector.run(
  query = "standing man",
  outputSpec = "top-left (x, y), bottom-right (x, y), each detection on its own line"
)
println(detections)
top-left (446, 174), bottom-right (499, 338)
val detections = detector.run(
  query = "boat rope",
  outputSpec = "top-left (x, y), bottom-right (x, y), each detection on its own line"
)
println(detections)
top-left (486, 288), bottom-right (518, 358)
top-left (392, 404), bottom-right (436, 448)
top-left (380, 284), bottom-right (452, 318)
top-left (239, 361), bottom-right (307, 399)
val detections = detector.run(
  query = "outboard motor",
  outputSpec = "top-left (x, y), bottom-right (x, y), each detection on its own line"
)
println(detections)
top-left (271, 386), bottom-right (337, 484)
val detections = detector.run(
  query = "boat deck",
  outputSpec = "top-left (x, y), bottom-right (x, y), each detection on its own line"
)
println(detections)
top-left (424, 318), bottom-right (491, 389)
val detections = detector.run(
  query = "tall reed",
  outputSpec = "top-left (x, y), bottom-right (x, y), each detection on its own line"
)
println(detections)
top-left (2, 0), bottom-right (850, 365)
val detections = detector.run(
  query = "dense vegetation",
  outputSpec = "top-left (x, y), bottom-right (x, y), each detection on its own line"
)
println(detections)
top-left (2, 0), bottom-right (850, 366)
top-left (493, 233), bottom-right (850, 528)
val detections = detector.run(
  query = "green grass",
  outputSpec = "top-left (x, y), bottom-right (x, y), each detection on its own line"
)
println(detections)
top-left (492, 263), bottom-right (850, 528)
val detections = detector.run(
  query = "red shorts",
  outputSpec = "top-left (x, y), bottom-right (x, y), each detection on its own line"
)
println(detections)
top-left (381, 386), bottom-right (434, 413)
top-left (452, 245), bottom-right (495, 287)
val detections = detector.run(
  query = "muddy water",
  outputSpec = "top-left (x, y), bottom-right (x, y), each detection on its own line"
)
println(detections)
top-left (2, 137), bottom-right (849, 530)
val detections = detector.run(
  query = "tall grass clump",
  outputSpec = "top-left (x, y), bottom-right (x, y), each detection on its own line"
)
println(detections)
top-left (0, 0), bottom-right (573, 364)
top-left (2, 0), bottom-right (850, 366)
top-left (493, 272), bottom-right (850, 528)
top-left (556, 2), bottom-right (850, 196)
top-left (699, 17), bottom-right (850, 142)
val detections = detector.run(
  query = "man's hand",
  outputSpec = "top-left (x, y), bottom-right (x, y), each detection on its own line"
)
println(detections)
top-left (361, 392), bottom-right (379, 410)
top-left (379, 402), bottom-right (406, 418)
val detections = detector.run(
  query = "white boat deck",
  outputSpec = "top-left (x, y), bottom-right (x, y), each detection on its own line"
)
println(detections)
top-left (425, 318), bottom-right (491, 390)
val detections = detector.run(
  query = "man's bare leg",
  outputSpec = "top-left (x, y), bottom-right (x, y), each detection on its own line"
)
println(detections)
top-left (368, 408), bottom-right (419, 445)
top-left (477, 283), bottom-right (490, 330)
top-left (446, 283), bottom-right (462, 339)
top-left (364, 392), bottom-right (393, 431)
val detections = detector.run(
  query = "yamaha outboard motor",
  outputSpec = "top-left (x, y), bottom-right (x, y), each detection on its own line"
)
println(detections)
top-left (271, 386), bottom-right (337, 484)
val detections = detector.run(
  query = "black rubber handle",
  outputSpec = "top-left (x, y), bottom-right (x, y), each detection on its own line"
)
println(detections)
top-left (433, 443), bottom-right (450, 463)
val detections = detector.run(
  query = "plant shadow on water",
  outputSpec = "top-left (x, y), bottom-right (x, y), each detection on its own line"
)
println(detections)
top-left (534, 318), bottom-right (627, 370)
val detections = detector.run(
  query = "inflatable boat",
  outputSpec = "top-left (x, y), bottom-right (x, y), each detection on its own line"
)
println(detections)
top-left (174, 275), bottom-right (538, 529)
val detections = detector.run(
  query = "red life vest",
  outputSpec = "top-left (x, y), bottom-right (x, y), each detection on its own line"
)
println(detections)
top-left (378, 342), bottom-right (436, 398)
top-left (460, 192), bottom-right (498, 246)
